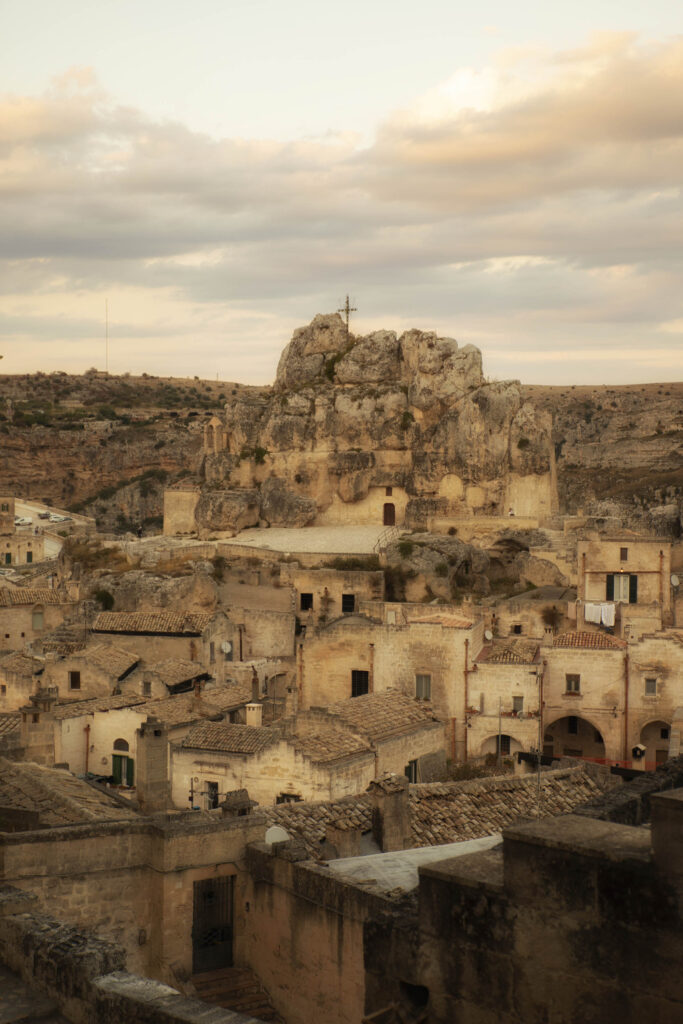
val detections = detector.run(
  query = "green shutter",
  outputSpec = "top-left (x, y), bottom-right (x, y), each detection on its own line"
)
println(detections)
top-left (112, 755), bottom-right (123, 784)
top-left (629, 574), bottom-right (638, 604)
top-left (126, 757), bottom-right (134, 787)
top-left (606, 574), bottom-right (614, 600)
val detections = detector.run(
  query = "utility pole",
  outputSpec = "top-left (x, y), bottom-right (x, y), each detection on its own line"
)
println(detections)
top-left (105, 298), bottom-right (109, 373)
top-left (337, 295), bottom-right (357, 343)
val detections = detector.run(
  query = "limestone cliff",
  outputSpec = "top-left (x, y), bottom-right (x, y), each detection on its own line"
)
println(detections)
top-left (199, 314), bottom-right (557, 532)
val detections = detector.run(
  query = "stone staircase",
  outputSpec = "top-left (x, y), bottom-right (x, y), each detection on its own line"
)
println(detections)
top-left (191, 967), bottom-right (283, 1022)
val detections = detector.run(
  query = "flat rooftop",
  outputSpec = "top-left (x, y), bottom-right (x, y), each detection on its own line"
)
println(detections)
top-left (325, 834), bottom-right (501, 894)
top-left (221, 525), bottom-right (393, 555)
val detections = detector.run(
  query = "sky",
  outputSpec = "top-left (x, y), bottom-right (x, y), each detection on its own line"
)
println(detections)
top-left (2, 1), bottom-right (683, 385)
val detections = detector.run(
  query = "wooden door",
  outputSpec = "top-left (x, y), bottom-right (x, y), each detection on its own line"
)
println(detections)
top-left (192, 877), bottom-right (234, 973)
top-left (383, 503), bottom-right (395, 526)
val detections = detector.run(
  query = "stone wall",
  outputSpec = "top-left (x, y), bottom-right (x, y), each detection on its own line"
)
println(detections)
top-left (163, 487), bottom-right (200, 536)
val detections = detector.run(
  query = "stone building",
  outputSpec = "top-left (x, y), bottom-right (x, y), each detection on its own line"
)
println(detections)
top-left (0, 587), bottom-right (75, 652)
top-left (298, 605), bottom-right (484, 761)
top-left (170, 690), bottom-right (444, 809)
top-left (0, 652), bottom-right (44, 711)
top-left (91, 609), bottom-right (235, 679)
top-left (577, 535), bottom-right (673, 637)
top-left (41, 641), bottom-right (140, 702)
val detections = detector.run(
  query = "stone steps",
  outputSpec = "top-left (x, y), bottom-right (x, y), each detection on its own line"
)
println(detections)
top-left (192, 967), bottom-right (283, 1022)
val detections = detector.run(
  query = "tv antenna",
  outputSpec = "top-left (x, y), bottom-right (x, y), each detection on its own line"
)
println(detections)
top-left (105, 298), bottom-right (109, 373)
top-left (337, 295), bottom-right (357, 343)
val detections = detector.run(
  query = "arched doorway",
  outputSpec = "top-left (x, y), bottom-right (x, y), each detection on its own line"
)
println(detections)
top-left (112, 738), bottom-right (134, 786)
top-left (639, 720), bottom-right (670, 770)
top-left (544, 716), bottom-right (605, 762)
top-left (479, 733), bottom-right (523, 760)
top-left (383, 503), bottom-right (395, 526)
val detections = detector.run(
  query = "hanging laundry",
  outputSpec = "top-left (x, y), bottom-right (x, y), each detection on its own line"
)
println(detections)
top-left (584, 602), bottom-right (602, 624)
top-left (601, 603), bottom-right (616, 628)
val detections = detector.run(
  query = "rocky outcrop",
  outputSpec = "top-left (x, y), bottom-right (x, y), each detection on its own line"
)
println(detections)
top-left (259, 478), bottom-right (316, 528)
top-left (204, 313), bottom-right (558, 529)
top-left (195, 489), bottom-right (261, 533)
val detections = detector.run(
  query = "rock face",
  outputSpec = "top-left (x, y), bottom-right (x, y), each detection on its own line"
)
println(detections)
top-left (196, 313), bottom-right (558, 533)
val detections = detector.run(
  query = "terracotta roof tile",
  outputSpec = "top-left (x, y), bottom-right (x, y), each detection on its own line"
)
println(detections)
top-left (289, 727), bottom-right (372, 764)
top-left (181, 722), bottom-right (276, 754)
top-left (92, 611), bottom-right (212, 635)
top-left (53, 693), bottom-right (150, 720)
top-left (147, 659), bottom-right (211, 687)
top-left (263, 766), bottom-right (607, 860)
top-left (0, 757), bottom-right (138, 826)
top-left (0, 588), bottom-right (68, 607)
top-left (73, 643), bottom-right (140, 679)
top-left (133, 680), bottom-right (252, 726)
top-left (476, 639), bottom-right (540, 665)
top-left (324, 690), bottom-right (441, 742)
top-left (0, 652), bottom-right (44, 677)
top-left (0, 712), bottom-right (20, 737)
top-left (553, 631), bottom-right (627, 650)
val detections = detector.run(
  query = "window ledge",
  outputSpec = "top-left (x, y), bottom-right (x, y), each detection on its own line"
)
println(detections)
top-left (563, 691), bottom-right (582, 698)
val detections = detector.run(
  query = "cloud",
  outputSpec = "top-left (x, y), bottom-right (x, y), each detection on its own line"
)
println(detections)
top-left (1, 35), bottom-right (683, 383)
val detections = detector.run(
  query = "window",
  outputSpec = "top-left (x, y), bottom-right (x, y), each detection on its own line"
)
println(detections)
top-left (69, 670), bottom-right (81, 690)
top-left (566, 674), bottom-right (581, 694)
top-left (568, 716), bottom-right (579, 735)
top-left (606, 573), bottom-right (637, 603)
top-left (415, 673), bottom-right (431, 700)
top-left (513, 696), bottom-right (524, 714)
top-left (209, 641), bottom-right (215, 664)
top-left (300, 593), bottom-right (313, 611)
top-left (113, 738), bottom-right (129, 752)
top-left (351, 669), bottom-right (369, 697)
top-left (645, 677), bottom-right (657, 696)
top-left (512, 624), bottom-right (522, 635)
top-left (0, 684), bottom-right (6, 696)
top-left (1, 504), bottom-right (8, 512)
top-left (143, 679), bottom-right (152, 696)
top-left (405, 759), bottom-right (418, 783)
top-left (496, 735), bottom-right (511, 755)
top-left (341, 593), bottom-right (355, 614)
top-left (206, 781), bottom-right (219, 809)
top-left (620, 547), bottom-right (628, 561)
top-left (276, 792), bottom-right (302, 804)
top-left (661, 727), bottom-right (670, 740)
top-left (4, 554), bottom-right (10, 565)
top-left (385, 486), bottom-right (393, 496)
top-left (32, 608), bottom-right (44, 631)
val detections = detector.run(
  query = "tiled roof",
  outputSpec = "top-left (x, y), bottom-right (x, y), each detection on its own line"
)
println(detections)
top-left (553, 631), bottom-right (627, 650)
top-left (0, 712), bottom-right (20, 737)
top-left (52, 693), bottom-right (149, 720)
top-left (407, 614), bottom-right (474, 629)
top-left (476, 638), bottom-right (540, 665)
top-left (73, 643), bottom-right (140, 679)
top-left (290, 727), bottom-right (372, 764)
top-left (92, 611), bottom-right (212, 635)
top-left (0, 652), bottom-right (44, 677)
top-left (264, 766), bottom-right (606, 860)
top-left (0, 588), bottom-right (68, 607)
top-left (0, 757), bottom-right (138, 826)
top-left (133, 681), bottom-right (252, 727)
top-left (181, 722), bottom-right (276, 755)
top-left (324, 690), bottom-right (441, 742)
top-left (148, 659), bottom-right (210, 687)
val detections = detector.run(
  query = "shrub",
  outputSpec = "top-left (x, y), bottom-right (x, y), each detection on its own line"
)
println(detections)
top-left (398, 540), bottom-right (413, 559)
top-left (435, 562), bottom-right (448, 577)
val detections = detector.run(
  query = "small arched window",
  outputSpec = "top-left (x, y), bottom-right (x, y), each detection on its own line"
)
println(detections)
top-left (113, 738), bottom-right (129, 752)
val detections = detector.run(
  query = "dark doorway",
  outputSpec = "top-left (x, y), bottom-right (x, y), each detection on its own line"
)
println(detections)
top-left (192, 876), bottom-right (234, 973)
top-left (383, 503), bottom-right (395, 526)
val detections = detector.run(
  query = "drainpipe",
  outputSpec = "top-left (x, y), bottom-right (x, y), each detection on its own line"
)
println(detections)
top-left (623, 652), bottom-right (629, 764)
top-left (464, 639), bottom-right (469, 763)
top-left (539, 659), bottom-right (546, 750)
top-left (297, 642), bottom-right (303, 705)
top-left (659, 549), bottom-right (664, 610)
top-left (369, 643), bottom-right (375, 693)
top-left (451, 718), bottom-right (457, 761)
top-left (84, 722), bottom-right (90, 775)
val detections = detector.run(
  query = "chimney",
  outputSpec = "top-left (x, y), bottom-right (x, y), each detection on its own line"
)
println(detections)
top-left (20, 687), bottom-right (58, 766)
top-left (136, 716), bottom-right (171, 814)
top-left (193, 678), bottom-right (203, 699)
top-left (285, 685), bottom-right (298, 718)
top-left (251, 666), bottom-right (260, 703)
top-left (245, 702), bottom-right (263, 728)
top-left (368, 773), bottom-right (411, 852)
top-left (322, 820), bottom-right (362, 860)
